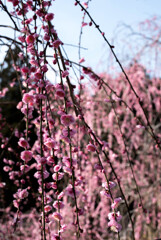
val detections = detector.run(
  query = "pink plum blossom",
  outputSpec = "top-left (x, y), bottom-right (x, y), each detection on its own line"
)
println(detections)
top-left (44, 138), bottom-right (57, 149)
top-left (52, 172), bottom-right (64, 181)
top-left (45, 13), bottom-right (54, 21)
top-left (34, 71), bottom-right (43, 80)
top-left (26, 35), bottom-right (35, 44)
top-left (111, 197), bottom-right (122, 209)
top-left (79, 57), bottom-right (85, 63)
top-left (61, 70), bottom-right (69, 78)
top-left (21, 150), bottom-right (32, 162)
top-left (18, 137), bottom-right (29, 148)
top-left (52, 212), bottom-right (63, 221)
top-left (87, 143), bottom-right (96, 152)
top-left (21, 66), bottom-right (29, 74)
top-left (53, 39), bottom-right (63, 48)
top-left (56, 88), bottom-right (65, 98)
top-left (44, 205), bottom-right (52, 213)
top-left (54, 165), bottom-right (61, 172)
top-left (53, 200), bottom-right (64, 209)
top-left (61, 114), bottom-right (75, 126)
top-left (22, 93), bottom-right (34, 105)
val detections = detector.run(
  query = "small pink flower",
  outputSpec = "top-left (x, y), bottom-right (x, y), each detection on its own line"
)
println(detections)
top-left (18, 137), bottom-right (29, 148)
top-left (52, 212), bottom-right (63, 221)
top-left (29, 59), bottom-right (39, 66)
top-left (62, 129), bottom-right (76, 137)
top-left (12, 0), bottom-right (19, 7)
top-left (52, 234), bottom-right (63, 240)
top-left (87, 143), bottom-right (96, 152)
top-left (3, 166), bottom-right (10, 172)
top-left (26, 35), bottom-right (35, 44)
top-left (18, 36), bottom-right (25, 43)
top-left (53, 39), bottom-right (63, 48)
top-left (108, 211), bottom-right (122, 222)
top-left (13, 200), bottom-right (19, 208)
top-left (62, 70), bottom-right (69, 78)
top-left (136, 124), bottom-right (145, 129)
top-left (63, 166), bottom-right (72, 175)
top-left (59, 224), bottom-right (67, 233)
top-left (21, 66), bottom-right (29, 74)
top-left (61, 114), bottom-right (75, 126)
top-left (108, 219), bottom-right (122, 232)
top-left (50, 182), bottom-right (57, 189)
top-left (58, 191), bottom-right (64, 199)
top-left (41, 64), bottom-right (48, 73)
top-left (62, 157), bottom-right (71, 168)
top-left (62, 156), bottom-right (77, 167)
top-left (82, 22), bottom-right (88, 27)
top-left (61, 135), bottom-right (70, 143)
top-left (44, 138), bottom-right (57, 149)
top-left (82, 2), bottom-right (88, 8)
top-left (34, 171), bottom-right (41, 179)
top-left (22, 93), bottom-right (34, 104)
top-left (21, 150), bottom-right (32, 162)
top-left (54, 165), bottom-right (61, 172)
top-left (45, 13), bottom-right (54, 21)
top-left (39, 157), bottom-right (47, 165)
top-left (47, 156), bottom-right (55, 164)
top-left (111, 197), bottom-right (122, 209)
top-left (18, 188), bottom-right (29, 199)
top-left (44, 34), bottom-right (50, 41)
top-left (65, 184), bottom-right (79, 198)
top-left (34, 71), bottom-right (43, 80)
top-left (100, 190), bottom-right (111, 199)
top-left (52, 172), bottom-right (64, 181)
top-left (0, 182), bottom-right (6, 188)
top-left (102, 181), bottom-right (116, 190)
top-left (48, 118), bottom-right (55, 127)
top-left (53, 200), bottom-right (64, 209)
top-left (94, 163), bottom-right (103, 170)
top-left (79, 58), bottom-right (85, 63)
top-left (56, 89), bottom-right (65, 98)
top-left (44, 205), bottom-right (52, 212)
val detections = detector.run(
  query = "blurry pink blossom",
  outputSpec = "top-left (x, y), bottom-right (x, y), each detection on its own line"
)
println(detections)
top-left (82, 2), bottom-right (88, 8)
top-left (53, 39), bottom-right (63, 48)
top-left (58, 191), bottom-right (64, 200)
top-left (100, 190), bottom-right (111, 199)
top-left (54, 164), bottom-right (61, 172)
top-left (18, 137), bottom-right (29, 148)
top-left (62, 70), bottom-right (69, 78)
top-left (56, 89), bottom-right (65, 98)
top-left (52, 172), bottom-right (64, 181)
top-left (82, 22), bottom-right (88, 27)
top-left (21, 66), bottom-right (29, 74)
top-left (53, 200), bottom-right (64, 209)
top-left (45, 13), bottom-right (54, 21)
top-left (26, 34), bottom-right (35, 44)
top-left (87, 143), bottom-right (96, 152)
top-left (108, 219), bottom-right (122, 233)
top-left (52, 212), bottom-right (63, 221)
top-left (44, 138), bottom-right (57, 149)
top-left (65, 184), bottom-right (79, 198)
top-left (34, 71), bottom-right (43, 80)
top-left (61, 114), bottom-right (75, 126)
top-left (21, 150), bottom-right (32, 162)
top-left (111, 197), bottom-right (122, 209)
top-left (44, 205), bottom-right (52, 213)
top-left (22, 93), bottom-right (34, 105)
top-left (79, 58), bottom-right (85, 63)
top-left (17, 188), bottom-right (29, 199)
